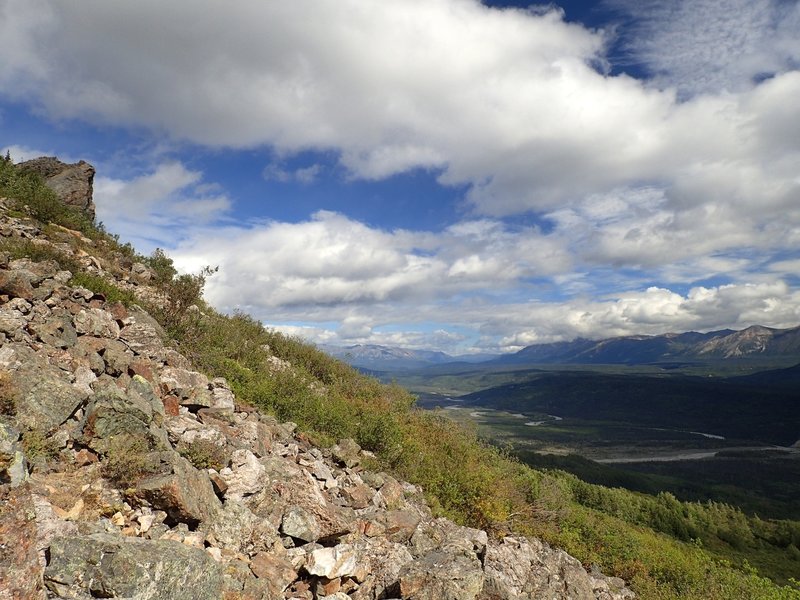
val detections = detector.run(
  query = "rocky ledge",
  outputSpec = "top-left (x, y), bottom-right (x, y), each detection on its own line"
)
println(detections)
top-left (0, 202), bottom-right (635, 599)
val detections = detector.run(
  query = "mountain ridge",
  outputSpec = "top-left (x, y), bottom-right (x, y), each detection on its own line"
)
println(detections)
top-left (327, 325), bottom-right (800, 370)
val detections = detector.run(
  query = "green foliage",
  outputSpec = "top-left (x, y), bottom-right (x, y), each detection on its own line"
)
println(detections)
top-left (145, 248), bottom-right (217, 338)
top-left (69, 271), bottom-right (138, 306)
top-left (150, 292), bottom-right (800, 598)
top-left (144, 248), bottom-right (178, 285)
top-left (0, 236), bottom-right (83, 273)
top-left (21, 429), bottom-right (60, 462)
top-left (0, 372), bottom-right (17, 416)
top-left (177, 439), bottom-right (229, 471)
top-left (101, 434), bottom-right (158, 489)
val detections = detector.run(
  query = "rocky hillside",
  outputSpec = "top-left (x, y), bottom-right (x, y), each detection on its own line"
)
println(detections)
top-left (0, 174), bottom-right (634, 598)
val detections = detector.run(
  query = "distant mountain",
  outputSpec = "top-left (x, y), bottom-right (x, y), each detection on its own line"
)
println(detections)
top-left (493, 325), bottom-right (800, 365)
top-left (325, 325), bottom-right (800, 370)
top-left (322, 344), bottom-right (497, 370)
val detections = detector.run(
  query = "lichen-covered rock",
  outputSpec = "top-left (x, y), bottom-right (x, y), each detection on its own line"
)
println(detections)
top-left (0, 422), bottom-right (27, 486)
top-left (481, 536), bottom-right (597, 600)
top-left (332, 438), bottom-right (362, 468)
top-left (44, 533), bottom-right (224, 599)
top-left (282, 504), bottom-right (322, 542)
top-left (399, 548), bottom-right (485, 600)
top-left (74, 307), bottom-right (120, 338)
top-left (0, 485), bottom-right (45, 599)
top-left (132, 452), bottom-right (221, 527)
top-left (81, 379), bottom-right (165, 452)
top-left (220, 448), bottom-right (266, 501)
top-left (15, 369), bottom-right (87, 431)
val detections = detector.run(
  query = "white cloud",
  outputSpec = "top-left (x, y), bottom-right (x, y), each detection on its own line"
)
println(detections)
top-left (263, 161), bottom-right (322, 184)
top-left (492, 281), bottom-right (800, 350)
top-left (94, 162), bottom-right (231, 252)
top-left (171, 210), bottom-right (569, 314)
top-left (1, 1), bottom-right (798, 351)
top-left (0, 0), bottom-right (797, 227)
top-left (614, 0), bottom-right (800, 96)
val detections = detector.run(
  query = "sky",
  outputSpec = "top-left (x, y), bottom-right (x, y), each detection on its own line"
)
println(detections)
top-left (1, 0), bottom-right (799, 354)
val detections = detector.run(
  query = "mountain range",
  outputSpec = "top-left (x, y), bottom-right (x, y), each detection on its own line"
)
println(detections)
top-left (326, 325), bottom-right (800, 370)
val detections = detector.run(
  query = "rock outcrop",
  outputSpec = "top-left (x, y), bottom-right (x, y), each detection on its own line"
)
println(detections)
top-left (0, 195), bottom-right (635, 599)
top-left (17, 156), bottom-right (96, 221)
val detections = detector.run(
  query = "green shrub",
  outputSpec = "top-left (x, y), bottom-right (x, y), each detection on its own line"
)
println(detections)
top-left (0, 372), bottom-right (17, 416)
top-left (177, 439), bottom-right (229, 471)
top-left (101, 435), bottom-right (158, 489)
top-left (69, 271), bottom-right (138, 306)
top-left (21, 429), bottom-right (60, 462)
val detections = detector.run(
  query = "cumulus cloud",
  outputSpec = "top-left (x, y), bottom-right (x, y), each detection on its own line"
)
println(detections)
top-left (1, 0), bottom-right (796, 226)
top-left (94, 162), bottom-right (231, 252)
top-left (170, 210), bottom-right (569, 314)
top-left (492, 281), bottom-right (800, 350)
top-left (1, 0), bottom-right (798, 351)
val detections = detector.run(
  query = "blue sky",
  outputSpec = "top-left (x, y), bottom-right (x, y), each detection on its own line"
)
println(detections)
top-left (2, 0), bottom-right (799, 354)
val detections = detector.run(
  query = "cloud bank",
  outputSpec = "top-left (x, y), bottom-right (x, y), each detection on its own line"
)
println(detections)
top-left (2, 0), bottom-right (798, 351)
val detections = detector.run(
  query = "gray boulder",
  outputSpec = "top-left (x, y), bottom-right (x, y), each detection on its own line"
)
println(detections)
top-left (18, 156), bottom-right (96, 220)
top-left (44, 533), bottom-right (224, 599)
top-left (398, 548), bottom-right (484, 600)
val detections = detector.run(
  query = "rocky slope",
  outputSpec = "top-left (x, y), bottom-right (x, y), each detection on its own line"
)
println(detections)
top-left (0, 190), bottom-right (634, 599)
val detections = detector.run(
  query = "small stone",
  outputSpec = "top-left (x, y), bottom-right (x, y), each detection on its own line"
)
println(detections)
top-left (74, 448), bottom-right (98, 466)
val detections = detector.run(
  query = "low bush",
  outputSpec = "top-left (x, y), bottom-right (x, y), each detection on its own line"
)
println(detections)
top-left (101, 435), bottom-right (158, 489)
top-left (0, 372), bottom-right (17, 416)
top-left (177, 439), bottom-right (229, 471)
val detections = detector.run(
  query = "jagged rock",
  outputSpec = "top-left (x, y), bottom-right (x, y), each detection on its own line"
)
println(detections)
top-left (282, 504), bottom-right (322, 542)
top-left (81, 379), bottom-right (165, 453)
top-left (206, 500), bottom-right (279, 553)
top-left (341, 482), bottom-right (373, 509)
top-left (0, 485), bottom-right (45, 599)
top-left (220, 448), bottom-right (266, 501)
top-left (18, 156), bottom-right (96, 220)
top-left (0, 423), bottom-right (27, 486)
top-left (0, 268), bottom-right (36, 299)
top-left (348, 537), bottom-right (414, 600)
top-left (198, 410), bottom-right (272, 456)
top-left (44, 533), bottom-right (224, 599)
top-left (101, 338), bottom-right (134, 375)
top-left (251, 458), bottom-right (355, 542)
top-left (118, 307), bottom-right (167, 359)
top-left (74, 307), bottom-right (120, 338)
top-left (250, 550), bottom-right (298, 591)
top-left (132, 451), bottom-right (221, 527)
top-left (410, 518), bottom-right (488, 560)
top-left (29, 313), bottom-right (77, 348)
top-left (481, 536), bottom-right (596, 600)
top-left (306, 544), bottom-right (360, 579)
top-left (399, 547), bottom-right (485, 600)
top-left (332, 438), bottom-right (362, 468)
top-left (0, 305), bottom-right (28, 336)
top-left (15, 369), bottom-right (87, 431)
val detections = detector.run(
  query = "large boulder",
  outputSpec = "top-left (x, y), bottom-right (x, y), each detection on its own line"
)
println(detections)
top-left (480, 536), bottom-right (596, 600)
top-left (18, 156), bottom-right (96, 220)
top-left (44, 533), bottom-right (224, 599)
